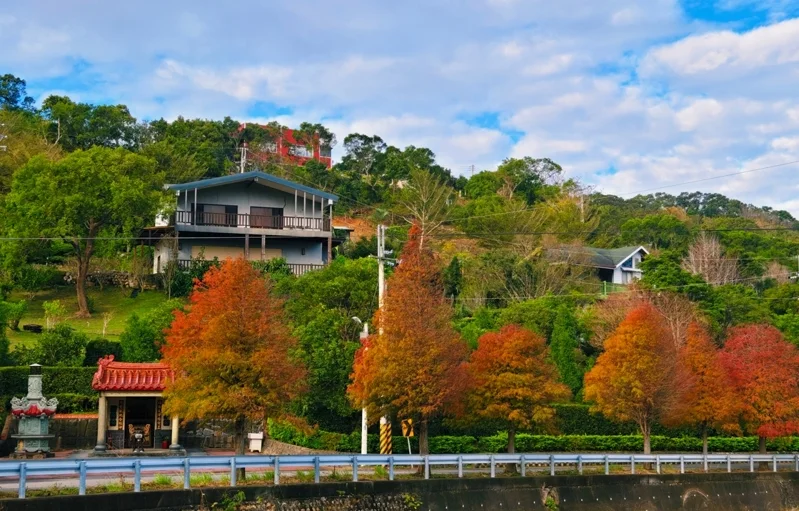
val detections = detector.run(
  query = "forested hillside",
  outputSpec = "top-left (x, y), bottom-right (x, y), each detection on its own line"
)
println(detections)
top-left (3, 73), bottom-right (799, 435)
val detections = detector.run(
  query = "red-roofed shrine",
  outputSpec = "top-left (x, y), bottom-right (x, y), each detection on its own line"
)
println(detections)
top-left (91, 356), bottom-right (181, 453)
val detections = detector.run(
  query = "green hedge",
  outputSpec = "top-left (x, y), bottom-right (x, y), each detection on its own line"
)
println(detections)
top-left (0, 367), bottom-right (97, 405)
top-left (552, 404), bottom-right (701, 437)
top-left (268, 421), bottom-right (799, 454)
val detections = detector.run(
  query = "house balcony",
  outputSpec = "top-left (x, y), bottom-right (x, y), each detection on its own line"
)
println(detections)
top-left (176, 259), bottom-right (323, 276)
top-left (174, 211), bottom-right (331, 233)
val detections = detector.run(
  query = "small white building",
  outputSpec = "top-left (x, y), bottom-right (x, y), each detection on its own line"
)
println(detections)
top-left (587, 246), bottom-right (649, 285)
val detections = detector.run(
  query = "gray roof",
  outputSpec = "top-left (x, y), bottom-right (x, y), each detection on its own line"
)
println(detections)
top-left (166, 170), bottom-right (338, 201)
top-left (586, 246), bottom-right (649, 269)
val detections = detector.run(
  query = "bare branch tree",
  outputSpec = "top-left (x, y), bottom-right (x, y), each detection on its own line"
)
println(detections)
top-left (395, 168), bottom-right (454, 250)
top-left (682, 232), bottom-right (739, 285)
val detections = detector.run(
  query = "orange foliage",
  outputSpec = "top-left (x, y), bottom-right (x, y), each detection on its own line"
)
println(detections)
top-left (719, 324), bottom-right (799, 442)
top-left (348, 224), bottom-right (468, 453)
top-left (583, 303), bottom-right (675, 454)
top-left (662, 323), bottom-right (740, 451)
top-left (161, 258), bottom-right (306, 448)
top-left (467, 325), bottom-right (570, 452)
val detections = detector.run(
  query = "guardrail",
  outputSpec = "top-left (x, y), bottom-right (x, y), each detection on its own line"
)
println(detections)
top-left (1, 453), bottom-right (799, 499)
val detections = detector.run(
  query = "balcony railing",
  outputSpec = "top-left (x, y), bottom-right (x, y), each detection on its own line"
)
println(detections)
top-left (177, 259), bottom-right (323, 276)
top-left (175, 211), bottom-right (330, 231)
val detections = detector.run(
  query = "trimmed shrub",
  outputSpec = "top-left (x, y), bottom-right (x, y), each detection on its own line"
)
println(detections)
top-left (0, 367), bottom-right (97, 401)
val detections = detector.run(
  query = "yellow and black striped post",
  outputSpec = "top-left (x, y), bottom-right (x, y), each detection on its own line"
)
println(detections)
top-left (379, 417), bottom-right (392, 455)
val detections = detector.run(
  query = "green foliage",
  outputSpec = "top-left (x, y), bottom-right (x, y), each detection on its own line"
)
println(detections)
top-left (13, 265), bottom-right (60, 298)
top-left (0, 74), bottom-right (35, 111)
top-left (83, 339), bottom-right (122, 366)
top-left (639, 251), bottom-right (713, 301)
top-left (443, 256), bottom-right (463, 301)
top-left (455, 308), bottom-right (500, 350)
top-left (284, 257), bottom-right (379, 431)
top-left (3, 300), bottom-right (26, 330)
top-left (700, 284), bottom-right (772, 335)
top-left (464, 171), bottom-right (501, 199)
top-left (119, 299), bottom-right (181, 362)
top-left (499, 297), bottom-right (561, 339)
top-left (0, 366), bottom-right (97, 397)
top-left (34, 324), bottom-right (89, 366)
top-left (0, 302), bottom-right (9, 366)
top-left (41, 95), bottom-right (141, 152)
top-left (549, 306), bottom-right (584, 395)
top-left (42, 299), bottom-right (67, 329)
top-left (619, 214), bottom-right (690, 250)
top-left (775, 314), bottom-right (799, 345)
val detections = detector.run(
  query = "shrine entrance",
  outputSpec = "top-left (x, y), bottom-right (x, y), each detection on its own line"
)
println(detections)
top-left (124, 397), bottom-right (156, 448)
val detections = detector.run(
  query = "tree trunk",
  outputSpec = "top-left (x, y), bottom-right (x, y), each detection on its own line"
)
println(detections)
top-left (74, 235), bottom-right (95, 318)
top-left (234, 416), bottom-right (247, 481)
top-left (759, 436), bottom-right (767, 454)
top-left (506, 426), bottom-right (517, 474)
top-left (702, 426), bottom-right (708, 456)
top-left (419, 420), bottom-right (429, 456)
top-left (642, 423), bottom-right (651, 455)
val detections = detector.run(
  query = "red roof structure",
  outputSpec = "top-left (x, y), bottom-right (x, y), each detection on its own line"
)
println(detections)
top-left (92, 355), bottom-right (175, 392)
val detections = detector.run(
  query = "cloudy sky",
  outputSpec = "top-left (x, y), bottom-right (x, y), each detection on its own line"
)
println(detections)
top-left (3, 1), bottom-right (799, 212)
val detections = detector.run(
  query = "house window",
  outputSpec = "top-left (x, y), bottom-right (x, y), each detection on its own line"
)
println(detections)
top-left (250, 207), bottom-right (284, 229)
top-left (288, 144), bottom-right (313, 158)
top-left (320, 146), bottom-right (332, 158)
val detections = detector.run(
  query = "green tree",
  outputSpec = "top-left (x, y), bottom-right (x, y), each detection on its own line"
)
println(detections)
top-left (619, 214), bottom-right (690, 250)
top-left (496, 157), bottom-right (562, 204)
top-left (35, 324), bottom-right (89, 366)
top-left (550, 305), bottom-right (585, 396)
top-left (443, 256), bottom-right (463, 302)
top-left (5, 147), bottom-right (165, 316)
top-left (41, 95), bottom-right (141, 151)
top-left (464, 171), bottom-right (501, 199)
top-left (119, 299), bottom-right (182, 362)
top-left (285, 257), bottom-right (379, 431)
top-left (0, 74), bottom-right (35, 111)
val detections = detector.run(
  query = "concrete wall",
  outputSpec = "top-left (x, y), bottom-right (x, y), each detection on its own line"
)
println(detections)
top-left (5, 472), bottom-right (799, 511)
top-left (174, 182), bottom-right (326, 218)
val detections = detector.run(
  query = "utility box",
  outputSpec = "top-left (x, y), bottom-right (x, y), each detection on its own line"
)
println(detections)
top-left (247, 432), bottom-right (264, 453)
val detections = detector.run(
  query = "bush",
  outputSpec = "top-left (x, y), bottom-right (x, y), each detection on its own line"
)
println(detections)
top-left (42, 300), bottom-right (67, 329)
top-left (83, 339), bottom-right (122, 366)
top-left (14, 265), bottom-right (60, 298)
top-left (2, 300), bottom-right (27, 331)
top-left (36, 325), bottom-right (89, 366)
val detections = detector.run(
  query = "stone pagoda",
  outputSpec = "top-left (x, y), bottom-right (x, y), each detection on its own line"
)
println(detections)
top-left (10, 364), bottom-right (58, 458)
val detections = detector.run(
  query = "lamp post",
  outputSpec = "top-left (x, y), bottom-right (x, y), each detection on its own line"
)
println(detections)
top-left (353, 317), bottom-right (369, 455)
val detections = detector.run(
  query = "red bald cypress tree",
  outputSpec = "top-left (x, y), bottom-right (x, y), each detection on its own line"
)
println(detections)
top-left (719, 324), bottom-right (799, 453)
top-left (349, 224), bottom-right (468, 455)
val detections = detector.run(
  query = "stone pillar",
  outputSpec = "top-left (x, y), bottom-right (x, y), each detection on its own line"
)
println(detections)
top-left (169, 416), bottom-right (181, 450)
top-left (95, 395), bottom-right (107, 451)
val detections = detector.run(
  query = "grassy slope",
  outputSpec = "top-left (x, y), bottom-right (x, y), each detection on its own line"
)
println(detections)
top-left (7, 286), bottom-right (172, 348)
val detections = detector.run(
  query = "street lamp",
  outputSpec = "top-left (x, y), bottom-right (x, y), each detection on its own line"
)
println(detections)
top-left (352, 317), bottom-right (369, 455)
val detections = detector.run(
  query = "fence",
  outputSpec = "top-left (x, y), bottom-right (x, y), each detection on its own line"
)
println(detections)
top-left (2, 453), bottom-right (799, 499)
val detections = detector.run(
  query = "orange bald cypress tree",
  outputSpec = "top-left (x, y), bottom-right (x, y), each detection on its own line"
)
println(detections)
top-left (348, 224), bottom-right (468, 455)
top-left (662, 322), bottom-right (740, 454)
top-left (719, 324), bottom-right (799, 454)
top-left (467, 325), bottom-right (571, 454)
top-left (161, 258), bottom-right (306, 455)
top-left (583, 303), bottom-right (675, 454)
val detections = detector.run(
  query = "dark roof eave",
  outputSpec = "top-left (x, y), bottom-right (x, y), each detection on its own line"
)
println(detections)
top-left (166, 170), bottom-right (338, 201)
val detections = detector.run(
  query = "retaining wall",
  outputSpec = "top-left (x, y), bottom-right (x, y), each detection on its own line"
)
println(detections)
top-left (1, 472), bottom-right (798, 511)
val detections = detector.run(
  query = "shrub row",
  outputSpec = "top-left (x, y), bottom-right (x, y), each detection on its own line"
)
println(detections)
top-left (268, 421), bottom-right (799, 454)
top-left (0, 367), bottom-right (97, 401)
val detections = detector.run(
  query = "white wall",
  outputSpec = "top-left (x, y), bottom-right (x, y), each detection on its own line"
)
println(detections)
top-left (154, 237), bottom-right (325, 270)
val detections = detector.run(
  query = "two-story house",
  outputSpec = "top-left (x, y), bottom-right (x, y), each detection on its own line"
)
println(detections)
top-left (147, 170), bottom-right (337, 276)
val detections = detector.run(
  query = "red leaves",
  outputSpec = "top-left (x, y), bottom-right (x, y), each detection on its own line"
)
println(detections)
top-left (467, 325), bottom-right (570, 431)
top-left (348, 223), bottom-right (468, 423)
top-left (161, 258), bottom-right (306, 423)
top-left (719, 324), bottom-right (799, 438)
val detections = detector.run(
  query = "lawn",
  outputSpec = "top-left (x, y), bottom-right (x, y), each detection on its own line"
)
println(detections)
top-left (6, 286), bottom-right (175, 348)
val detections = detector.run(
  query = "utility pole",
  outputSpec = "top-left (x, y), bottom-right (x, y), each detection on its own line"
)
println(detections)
top-left (240, 142), bottom-right (248, 173)
top-left (359, 322), bottom-right (369, 455)
top-left (377, 224), bottom-right (386, 329)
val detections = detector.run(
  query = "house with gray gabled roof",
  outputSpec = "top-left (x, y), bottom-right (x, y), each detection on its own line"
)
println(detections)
top-left (145, 170), bottom-right (337, 276)
top-left (585, 245), bottom-right (649, 285)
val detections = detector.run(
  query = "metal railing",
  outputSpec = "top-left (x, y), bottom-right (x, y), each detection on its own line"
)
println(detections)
top-left (174, 211), bottom-right (330, 231)
top-left (2, 453), bottom-right (799, 499)
top-left (176, 260), bottom-right (323, 276)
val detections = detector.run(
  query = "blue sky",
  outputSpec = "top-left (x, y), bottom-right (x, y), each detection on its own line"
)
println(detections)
top-left (2, 0), bottom-right (799, 212)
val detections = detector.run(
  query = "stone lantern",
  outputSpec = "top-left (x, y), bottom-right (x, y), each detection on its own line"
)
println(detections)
top-left (10, 364), bottom-right (58, 458)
